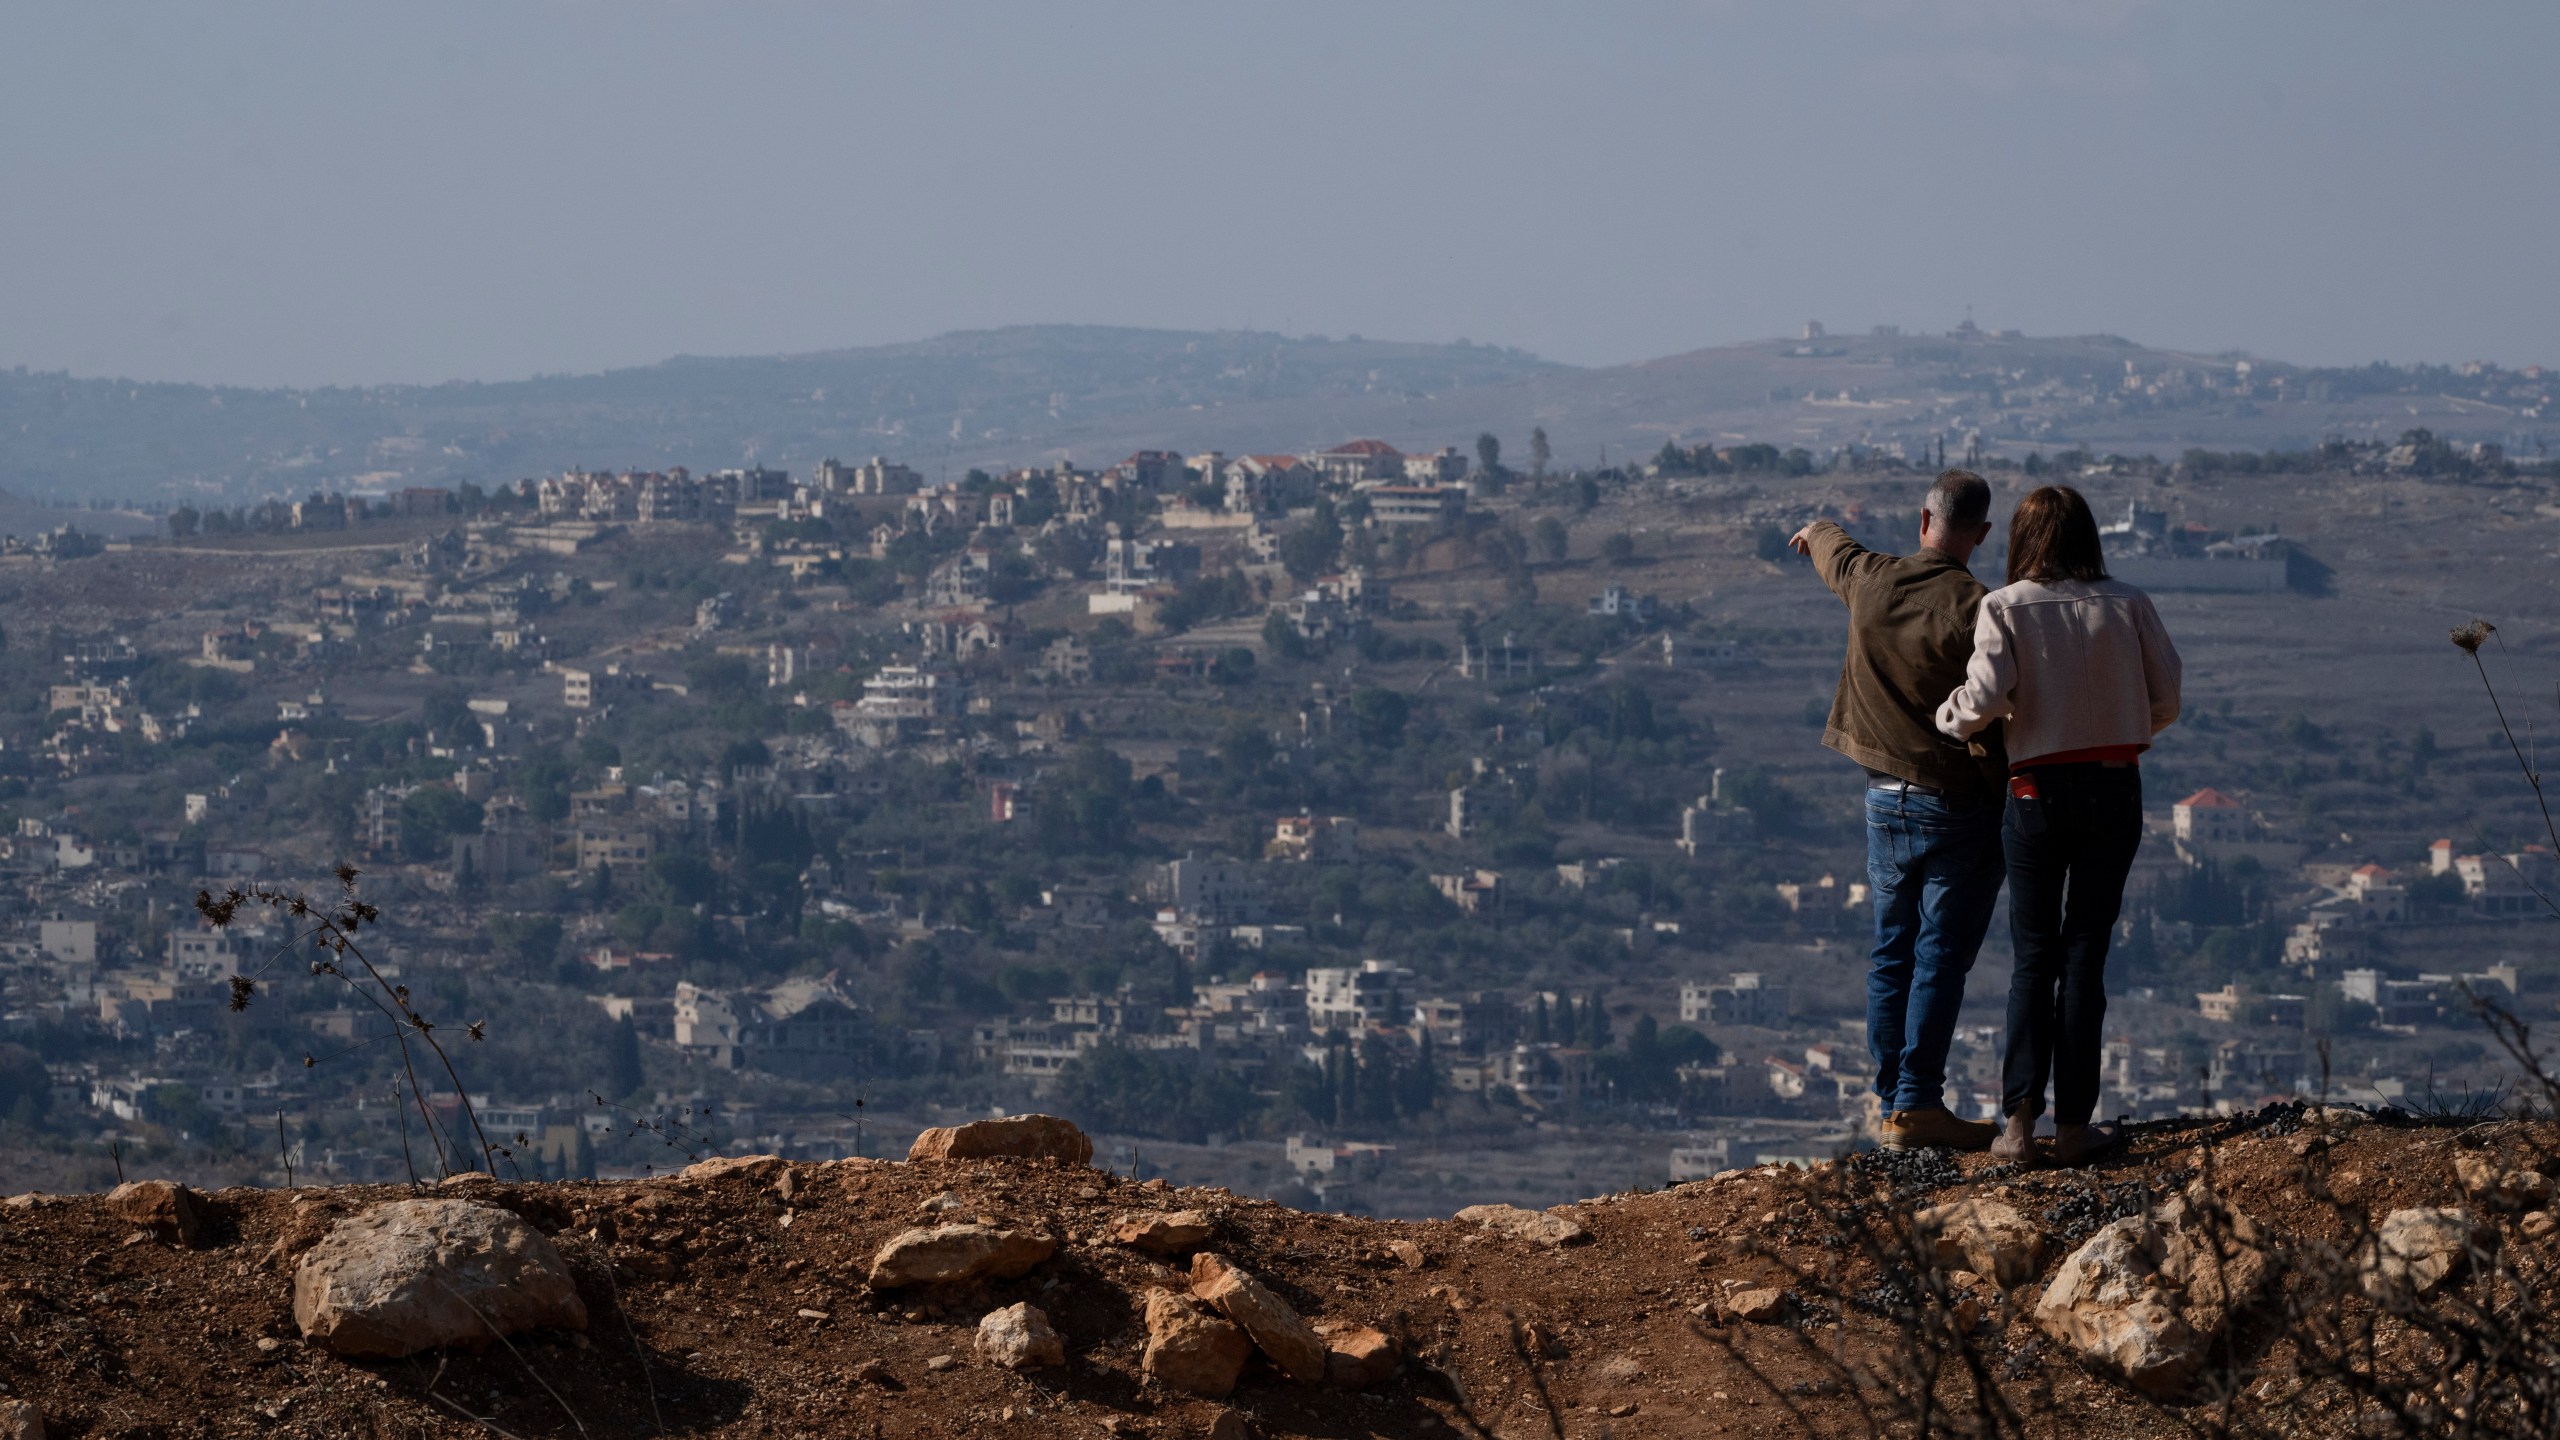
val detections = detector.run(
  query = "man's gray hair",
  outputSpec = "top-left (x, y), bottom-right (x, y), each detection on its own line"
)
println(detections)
top-left (1924, 468), bottom-right (1992, 528)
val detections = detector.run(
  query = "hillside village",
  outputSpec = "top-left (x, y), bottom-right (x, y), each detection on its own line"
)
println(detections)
top-left (0, 423), bottom-right (2555, 1211)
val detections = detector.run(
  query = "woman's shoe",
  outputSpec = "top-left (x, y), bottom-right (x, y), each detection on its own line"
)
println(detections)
top-left (1989, 1113), bottom-right (2041, 1166)
top-left (2052, 1121), bottom-right (2121, 1167)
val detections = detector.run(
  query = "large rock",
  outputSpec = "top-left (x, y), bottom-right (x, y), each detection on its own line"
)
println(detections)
top-left (1454, 1203), bottom-right (1590, 1247)
top-left (976, 1302), bottom-right (1065, 1369)
top-left (2452, 1151), bottom-right (2555, 1211)
top-left (867, 1224), bottom-right (1056, 1289)
top-left (292, 1199), bottom-right (587, 1359)
top-left (1111, 1210), bottom-right (1215, 1255)
top-left (1142, 1288), bottom-right (1252, 1398)
top-left (1917, 1197), bottom-right (2044, 1288)
top-left (1315, 1320), bottom-right (1400, 1388)
top-left (2036, 1188), bottom-right (2269, 1399)
top-left (1190, 1252), bottom-right (1327, 1384)
top-left (106, 1179), bottom-right (206, 1247)
top-left (906, 1114), bottom-right (1092, 1166)
top-left (678, 1154), bottom-right (786, 1184)
top-left (2361, 1207), bottom-right (2490, 1302)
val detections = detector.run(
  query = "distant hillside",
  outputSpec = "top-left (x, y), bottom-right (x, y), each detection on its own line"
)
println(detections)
top-left (2, 323), bottom-right (2548, 504)
top-left (0, 327), bottom-right (1565, 504)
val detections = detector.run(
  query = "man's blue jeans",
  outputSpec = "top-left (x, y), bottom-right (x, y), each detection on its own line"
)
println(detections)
top-left (1865, 783), bottom-right (2006, 1114)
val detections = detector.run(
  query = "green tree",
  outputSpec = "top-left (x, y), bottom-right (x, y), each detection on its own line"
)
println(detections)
top-left (1277, 500), bottom-right (1344, 582)
top-left (1532, 516), bottom-right (1569, 562)
top-left (605, 1014), bottom-right (644, 1098)
top-left (1475, 432), bottom-right (1502, 476)
top-left (167, 506), bottom-right (201, 539)
top-left (1602, 531), bottom-right (1638, 564)
top-left (420, 685), bottom-right (480, 748)
top-left (1529, 427), bottom-right (1551, 478)
top-left (687, 652), bottom-right (758, 699)
top-left (1350, 686), bottom-right (1409, 747)
top-left (399, 787), bottom-right (485, 862)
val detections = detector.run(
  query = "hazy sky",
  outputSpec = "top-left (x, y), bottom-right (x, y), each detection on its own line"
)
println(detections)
top-left (4, 2), bottom-right (2552, 388)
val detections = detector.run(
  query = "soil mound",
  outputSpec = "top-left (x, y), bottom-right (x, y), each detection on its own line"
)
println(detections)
top-left (0, 1109), bottom-right (2549, 1438)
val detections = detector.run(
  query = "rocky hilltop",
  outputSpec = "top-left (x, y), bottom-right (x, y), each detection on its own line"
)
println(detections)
top-left (0, 1107), bottom-right (2552, 1439)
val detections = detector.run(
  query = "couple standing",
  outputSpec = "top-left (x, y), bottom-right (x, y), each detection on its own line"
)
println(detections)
top-left (1792, 474), bottom-right (2181, 1166)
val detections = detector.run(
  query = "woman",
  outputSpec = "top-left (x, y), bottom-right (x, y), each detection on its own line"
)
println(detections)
top-left (1938, 486), bottom-right (2180, 1166)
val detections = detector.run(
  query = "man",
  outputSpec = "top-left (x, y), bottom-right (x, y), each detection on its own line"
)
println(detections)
top-left (1789, 470), bottom-right (2005, 1151)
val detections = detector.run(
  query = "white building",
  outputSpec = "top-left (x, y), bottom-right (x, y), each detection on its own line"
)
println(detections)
top-left (1304, 960), bottom-right (1414, 1034)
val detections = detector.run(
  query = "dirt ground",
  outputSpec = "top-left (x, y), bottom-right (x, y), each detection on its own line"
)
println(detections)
top-left (1, 1110), bottom-right (2548, 1440)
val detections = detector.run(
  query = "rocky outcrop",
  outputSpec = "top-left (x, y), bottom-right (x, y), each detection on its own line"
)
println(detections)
top-left (291, 1199), bottom-right (587, 1359)
top-left (1917, 1197), bottom-right (2043, 1287)
top-left (1191, 1252), bottom-right (1327, 1384)
top-left (1453, 1203), bottom-right (1590, 1247)
top-left (1110, 1209), bottom-right (1215, 1255)
top-left (2035, 1188), bottom-right (2270, 1398)
top-left (105, 1180), bottom-right (205, 1247)
top-left (1141, 1288), bottom-right (1253, 1398)
top-left (867, 1224), bottom-right (1056, 1289)
top-left (976, 1302), bottom-right (1065, 1369)
top-left (906, 1115), bottom-right (1093, 1165)
top-left (2452, 1151), bottom-right (2554, 1211)
top-left (2361, 1207), bottom-right (2490, 1302)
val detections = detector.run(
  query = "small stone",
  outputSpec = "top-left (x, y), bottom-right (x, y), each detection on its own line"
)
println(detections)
top-left (850, 1358), bottom-right (895, 1387)
top-left (1950, 1296), bottom-right (1984, 1334)
top-left (1111, 1210), bottom-right (1215, 1255)
top-left (1608, 1402), bottom-right (1639, 1417)
top-left (907, 1115), bottom-right (1093, 1166)
top-left (1205, 1408), bottom-right (1253, 1440)
top-left (797, 1308), bottom-right (831, 1321)
top-left (1727, 1288), bottom-right (1787, 1323)
top-left (2522, 1211), bottom-right (2557, 1241)
top-left (918, 1192), bottom-right (969, 1214)
top-left (1916, 1197), bottom-right (2045, 1288)
top-left (1142, 1178), bottom-right (1168, 1191)
top-left (105, 1180), bottom-right (205, 1247)
top-left (1076, 1186), bottom-right (1102, 1199)
top-left (1453, 1204), bottom-right (1590, 1247)
top-left (775, 1169), bottom-right (799, 1203)
top-left (1315, 1321), bottom-right (1399, 1388)
top-left (925, 1353), bottom-right (957, 1373)
top-left (977, 1302), bottom-right (1066, 1369)
top-left (1142, 1288), bottom-right (1252, 1398)
top-left (868, 1225), bottom-right (1057, 1289)
top-left (1387, 1239), bottom-right (1426, 1270)
top-left (1190, 1252), bottom-right (1326, 1384)
top-left (255, 1336), bottom-right (281, 1353)
top-left (0, 1398), bottom-right (44, 1440)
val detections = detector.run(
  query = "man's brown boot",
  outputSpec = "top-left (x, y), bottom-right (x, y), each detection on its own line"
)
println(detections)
top-left (1989, 1112), bottom-right (2041, 1166)
top-left (1881, 1107), bottom-right (1996, 1152)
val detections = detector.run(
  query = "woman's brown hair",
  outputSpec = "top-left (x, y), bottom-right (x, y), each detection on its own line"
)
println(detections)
top-left (2005, 484), bottom-right (2110, 585)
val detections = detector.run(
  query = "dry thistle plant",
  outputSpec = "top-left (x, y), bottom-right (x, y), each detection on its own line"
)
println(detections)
top-left (2451, 618), bottom-right (2560, 919)
top-left (199, 864), bottom-right (505, 1182)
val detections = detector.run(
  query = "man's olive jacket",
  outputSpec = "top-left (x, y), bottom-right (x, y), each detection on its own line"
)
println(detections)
top-left (1803, 521), bottom-right (2006, 796)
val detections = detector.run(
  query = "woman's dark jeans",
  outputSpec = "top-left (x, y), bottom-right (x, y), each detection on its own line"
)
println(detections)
top-left (2001, 762), bottom-right (2144, 1126)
